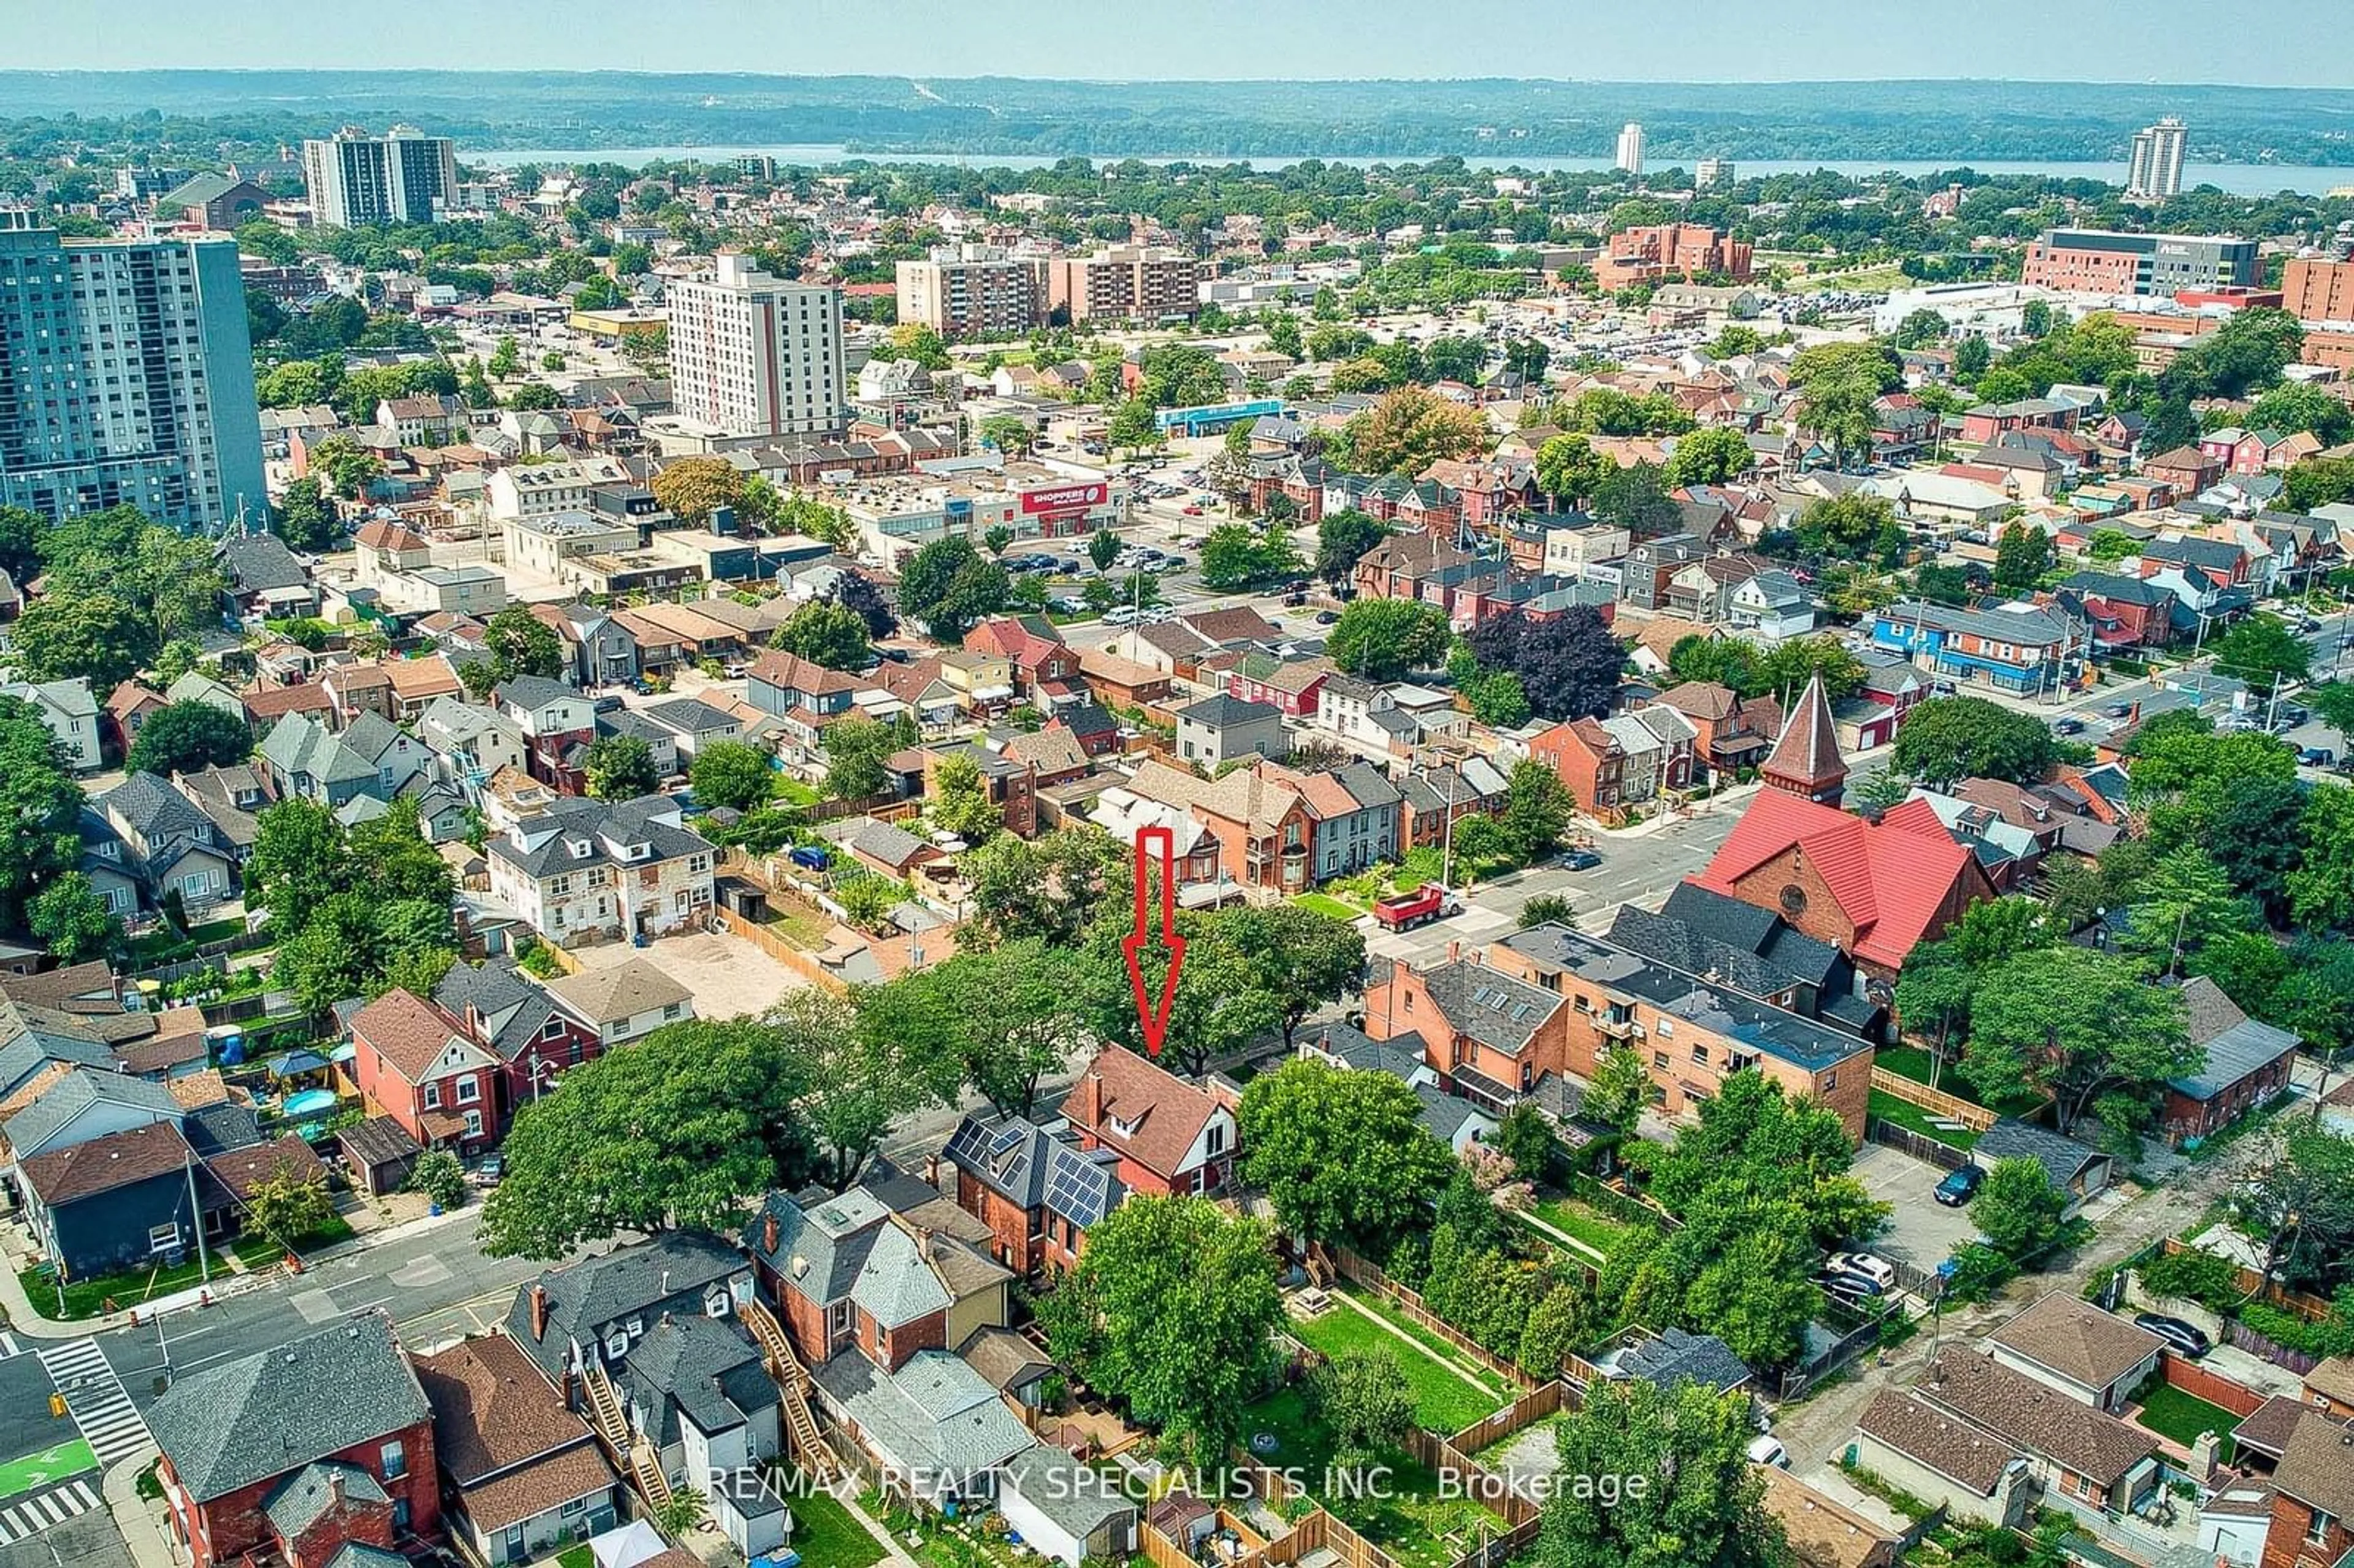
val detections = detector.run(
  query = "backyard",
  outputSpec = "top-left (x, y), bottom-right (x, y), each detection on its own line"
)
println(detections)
top-left (1875, 1045), bottom-right (2045, 1121)
top-left (1868, 1088), bottom-right (1979, 1152)
top-left (1242, 1384), bottom-right (1507, 1568)
top-left (1289, 1288), bottom-right (1510, 1434)
top-left (2133, 1384), bottom-right (2242, 1453)
top-left (784, 1483), bottom-right (887, 1568)
top-left (1290, 892), bottom-right (1365, 923)
top-left (1526, 1195), bottom-right (1632, 1257)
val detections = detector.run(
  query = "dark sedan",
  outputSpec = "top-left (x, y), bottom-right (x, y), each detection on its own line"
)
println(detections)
top-left (2134, 1311), bottom-right (2212, 1359)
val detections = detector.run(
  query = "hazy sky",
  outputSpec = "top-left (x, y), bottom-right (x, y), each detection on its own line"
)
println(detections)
top-left (9, 0), bottom-right (2353, 84)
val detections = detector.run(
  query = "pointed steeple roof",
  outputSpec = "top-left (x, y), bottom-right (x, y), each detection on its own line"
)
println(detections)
top-left (1762, 672), bottom-right (1846, 805)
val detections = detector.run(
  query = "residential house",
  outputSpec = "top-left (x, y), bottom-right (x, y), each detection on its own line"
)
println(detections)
top-left (259, 713), bottom-right (378, 809)
top-left (2163, 978), bottom-right (2301, 1147)
top-left (172, 763), bottom-right (270, 867)
top-left (505, 1234), bottom-right (787, 1556)
top-left (640, 697), bottom-right (741, 762)
top-left (1227, 655), bottom-right (1330, 718)
top-left (2262, 1408), bottom-right (2354, 1568)
top-left (411, 1334), bottom-right (619, 1567)
top-left (432, 959), bottom-right (601, 1127)
top-left (1612, 888), bottom-right (1884, 1038)
top-left (1727, 569), bottom-right (1815, 642)
top-left (91, 771), bottom-right (240, 913)
top-left (2057, 571), bottom-right (2183, 653)
top-left (492, 677), bottom-right (597, 793)
top-left (1974, 1119), bottom-right (2115, 1217)
top-left (2146, 444), bottom-right (2223, 498)
top-left (1851, 1390), bottom-right (2033, 1529)
top-left (1870, 599), bottom-right (2078, 698)
top-left (216, 533), bottom-right (321, 623)
top-left (485, 796), bottom-right (716, 945)
top-left (347, 989), bottom-right (502, 1155)
top-left (1642, 682), bottom-right (1781, 779)
top-left (1057, 1047), bottom-right (1236, 1197)
top-left (940, 1111), bottom-right (1126, 1276)
top-left (1297, 1021), bottom-right (1496, 1154)
top-left (539, 960), bottom-right (695, 1052)
top-left (1398, 759), bottom-right (1509, 853)
top-left (1759, 1468), bottom-right (1905, 1568)
top-left (1987, 1293), bottom-right (2166, 1415)
top-left (3, 1067), bottom-right (187, 1172)
top-left (964, 616), bottom-right (1082, 702)
top-left (1913, 1347), bottom-right (2160, 1515)
top-left (148, 1313), bottom-right (440, 1568)
top-left (1174, 695), bottom-right (1287, 770)
top-left (16, 1120), bottom-right (224, 1281)
top-left (0, 678), bottom-right (102, 772)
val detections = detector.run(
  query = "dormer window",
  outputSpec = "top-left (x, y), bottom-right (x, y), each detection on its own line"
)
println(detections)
top-left (1110, 1114), bottom-right (1140, 1138)
top-left (566, 837), bottom-right (593, 858)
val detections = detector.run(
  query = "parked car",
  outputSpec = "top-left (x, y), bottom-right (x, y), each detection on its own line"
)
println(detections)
top-left (2054, 717), bottom-right (2084, 736)
top-left (1182, 504), bottom-right (1204, 516)
top-left (1818, 1268), bottom-right (1884, 1301)
top-left (1103, 607), bottom-right (1140, 626)
top-left (1934, 1165), bottom-right (1983, 1206)
top-left (2103, 700), bottom-right (2135, 718)
top-left (1827, 1252), bottom-right (1898, 1290)
top-left (2135, 1312), bottom-right (2212, 1359)
top-left (1558, 849), bottom-right (1602, 871)
top-left (2302, 748), bottom-right (2339, 768)
top-left (1315, 609), bottom-right (1340, 625)
top-left (1745, 1435), bottom-right (1791, 1470)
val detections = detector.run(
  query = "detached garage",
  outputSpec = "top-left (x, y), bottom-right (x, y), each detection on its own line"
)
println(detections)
top-left (999, 1444), bottom-right (1137, 1568)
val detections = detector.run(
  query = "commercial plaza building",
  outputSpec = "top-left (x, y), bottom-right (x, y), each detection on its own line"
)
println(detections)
top-left (0, 213), bottom-right (265, 528)
top-left (2021, 229), bottom-right (2258, 296)
top-left (666, 253), bottom-right (847, 439)
top-left (302, 125), bottom-right (459, 227)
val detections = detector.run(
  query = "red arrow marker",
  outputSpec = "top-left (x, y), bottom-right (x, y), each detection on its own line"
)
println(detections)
top-left (1121, 824), bottom-right (1185, 1059)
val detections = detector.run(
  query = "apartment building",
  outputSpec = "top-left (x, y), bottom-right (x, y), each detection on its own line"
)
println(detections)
top-left (2127, 117), bottom-right (2188, 200)
top-left (484, 794), bottom-right (716, 946)
top-left (1596, 224), bottom-right (1753, 287)
top-left (302, 125), bottom-right (459, 227)
top-left (895, 245), bottom-right (1049, 338)
top-left (2280, 256), bottom-right (2354, 324)
top-left (1045, 246), bottom-right (1203, 324)
top-left (0, 213), bottom-right (265, 528)
top-left (667, 253), bottom-right (846, 439)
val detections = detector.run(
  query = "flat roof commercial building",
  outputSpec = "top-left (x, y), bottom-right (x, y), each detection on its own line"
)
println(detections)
top-left (2022, 229), bottom-right (2258, 297)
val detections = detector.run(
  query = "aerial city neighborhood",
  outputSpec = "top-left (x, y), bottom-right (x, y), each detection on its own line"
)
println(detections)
top-left (2, 64), bottom-right (2354, 1568)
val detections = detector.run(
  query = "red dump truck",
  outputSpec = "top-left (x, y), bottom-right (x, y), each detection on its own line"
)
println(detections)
top-left (1373, 883), bottom-right (1458, 932)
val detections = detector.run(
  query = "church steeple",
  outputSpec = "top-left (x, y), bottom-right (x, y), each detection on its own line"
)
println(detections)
top-left (1762, 672), bottom-right (1847, 807)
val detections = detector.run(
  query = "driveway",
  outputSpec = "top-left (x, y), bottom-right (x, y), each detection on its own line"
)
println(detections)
top-left (1851, 1143), bottom-right (1979, 1278)
top-left (567, 929), bottom-right (807, 1018)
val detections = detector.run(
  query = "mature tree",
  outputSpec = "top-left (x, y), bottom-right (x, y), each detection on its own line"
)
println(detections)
top-left (1894, 896), bottom-right (2060, 1079)
top-left (245, 1161), bottom-right (339, 1250)
top-left (1992, 522), bottom-right (2056, 591)
top-left (1534, 1377), bottom-right (1790, 1568)
top-left (2211, 614), bottom-right (2312, 689)
top-left (273, 476), bottom-right (340, 552)
top-left (1590, 463), bottom-right (1683, 537)
top-left (1759, 637), bottom-right (1868, 704)
top-left (897, 537), bottom-right (1011, 642)
top-left (1667, 425), bottom-right (1753, 487)
top-left (829, 575), bottom-right (898, 642)
top-left (929, 754), bottom-right (1002, 842)
top-left (8, 593), bottom-right (149, 687)
top-left (772, 598), bottom-right (872, 672)
top-left (1681, 1218), bottom-right (1828, 1369)
top-left (1198, 523), bottom-right (1300, 590)
top-left (1079, 908), bottom-right (1279, 1077)
top-left (1893, 308), bottom-right (1949, 349)
top-left (582, 734), bottom-right (661, 800)
top-left (1240, 1057), bottom-right (1452, 1253)
top-left (775, 990), bottom-right (931, 1191)
top-left (1503, 758), bottom-right (1577, 862)
top-left (481, 1018), bottom-right (812, 1257)
top-left (820, 715), bottom-right (894, 801)
top-left (126, 701), bottom-right (252, 778)
top-left (977, 414), bottom-right (1034, 457)
top-left (1308, 1347), bottom-right (1418, 1470)
top-left (1225, 904), bottom-right (1367, 1048)
top-left (1952, 335), bottom-right (1992, 381)
top-left (1086, 530), bottom-right (1122, 574)
top-left (1580, 1044), bottom-right (1653, 1137)
top-left (0, 506), bottom-right (39, 584)
top-left (1793, 493), bottom-right (1903, 566)
top-left (650, 455), bottom-right (748, 528)
top-left (862, 939), bottom-right (1081, 1120)
top-left (1534, 433), bottom-right (1613, 509)
top-left (688, 740), bottom-right (775, 813)
top-left (1962, 946), bottom-right (2195, 1135)
top-left (1891, 696), bottom-right (2059, 788)
top-left (2231, 1127), bottom-right (2354, 1293)
top-left (1327, 599), bottom-right (1451, 679)
top-left (1035, 1195), bottom-right (1282, 1462)
top-left (26, 873), bottom-right (119, 963)
top-left (246, 797), bottom-right (348, 933)
top-left (1648, 1071), bottom-right (1884, 1247)
top-left (487, 334), bottom-right (522, 378)
top-left (0, 699), bottom-right (86, 937)
top-left (483, 604), bottom-right (565, 682)
top-left (308, 436), bottom-right (383, 501)
top-left (1346, 386), bottom-right (1490, 476)
top-left (2312, 682), bottom-right (2354, 751)
top-left (273, 892), bottom-right (455, 1019)
top-left (1971, 1156), bottom-right (2070, 1261)
top-left (2290, 782), bottom-right (2354, 932)
top-left (960, 829), bottom-right (1126, 950)
top-left (1462, 607), bottom-right (1624, 721)
top-left (1314, 509), bottom-right (1387, 585)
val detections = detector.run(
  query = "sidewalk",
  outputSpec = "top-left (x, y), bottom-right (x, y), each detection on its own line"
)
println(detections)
top-left (101, 1446), bottom-right (176, 1568)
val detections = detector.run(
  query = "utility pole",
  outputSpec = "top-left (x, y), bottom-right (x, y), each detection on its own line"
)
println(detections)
top-left (183, 1148), bottom-right (210, 1288)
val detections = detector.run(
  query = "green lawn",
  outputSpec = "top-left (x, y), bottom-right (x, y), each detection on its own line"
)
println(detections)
top-left (230, 1213), bottom-right (357, 1269)
top-left (1242, 1387), bottom-right (1500, 1568)
top-left (1336, 1284), bottom-right (1512, 1401)
top-left (554, 1548), bottom-right (593, 1568)
top-left (1528, 1196), bottom-right (1632, 1257)
top-left (773, 777), bottom-right (821, 808)
top-left (1869, 1089), bottom-right (1979, 1152)
top-left (1290, 1297), bottom-right (1506, 1434)
top-left (785, 1485), bottom-right (886, 1568)
top-left (1875, 1048), bottom-right (2042, 1119)
top-left (2135, 1385), bottom-right (2241, 1451)
top-left (23, 1257), bottom-right (214, 1321)
top-left (1292, 892), bottom-right (1365, 922)
top-left (0, 1439), bottom-right (96, 1501)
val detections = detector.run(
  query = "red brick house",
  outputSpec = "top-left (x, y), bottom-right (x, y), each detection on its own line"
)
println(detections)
top-left (941, 1111), bottom-right (1127, 1274)
top-left (1527, 718), bottom-right (1629, 819)
top-left (2261, 1409), bottom-right (2354, 1568)
top-left (2162, 978), bottom-right (2302, 1147)
top-left (964, 616), bottom-right (1081, 701)
top-left (347, 989), bottom-right (501, 1155)
top-left (1228, 656), bottom-right (1330, 718)
top-left (1058, 1047), bottom-right (1237, 1197)
top-left (2144, 444), bottom-right (2223, 497)
top-left (147, 1312), bottom-right (439, 1568)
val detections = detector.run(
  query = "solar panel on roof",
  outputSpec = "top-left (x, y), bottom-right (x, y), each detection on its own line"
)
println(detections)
top-left (988, 1124), bottom-right (1027, 1158)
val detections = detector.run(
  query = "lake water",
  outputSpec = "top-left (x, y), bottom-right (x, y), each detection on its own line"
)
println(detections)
top-left (471, 143), bottom-right (2354, 196)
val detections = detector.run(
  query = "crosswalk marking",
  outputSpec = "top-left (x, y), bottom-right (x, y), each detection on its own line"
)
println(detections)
top-left (0, 1331), bottom-right (23, 1359)
top-left (0, 1478), bottom-right (100, 1545)
top-left (36, 1339), bottom-right (153, 1467)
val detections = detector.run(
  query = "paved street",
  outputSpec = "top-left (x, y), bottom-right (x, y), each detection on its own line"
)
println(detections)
top-left (93, 1211), bottom-right (546, 1411)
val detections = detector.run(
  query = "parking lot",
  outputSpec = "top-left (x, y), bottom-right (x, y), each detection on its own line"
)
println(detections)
top-left (567, 928), bottom-right (808, 1018)
top-left (1850, 1142), bottom-right (1981, 1279)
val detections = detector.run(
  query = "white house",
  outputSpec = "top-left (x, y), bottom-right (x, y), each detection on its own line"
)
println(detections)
top-left (0, 677), bottom-right (102, 772)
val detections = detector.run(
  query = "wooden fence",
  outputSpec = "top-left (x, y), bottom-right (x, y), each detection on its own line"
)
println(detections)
top-left (2158, 1238), bottom-right (2337, 1323)
top-left (1324, 1246), bottom-right (1533, 1391)
top-left (1448, 1380), bottom-right (1567, 1455)
top-left (1865, 1117), bottom-right (1972, 1173)
top-left (1563, 1171), bottom-right (1680, 1232)
top-left (2160, 1351), bottom-right (2266, 1418)
top-left (711, 909), bottom-right (851, 995)
top-left (1868, 1067), bottom-right (1998, 1133)
top-left (1404, 1427), bottom-right (1537, 1530)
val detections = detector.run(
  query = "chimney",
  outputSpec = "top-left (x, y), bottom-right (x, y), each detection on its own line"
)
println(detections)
top-left (763, 1211), bottom-right (779, 1256)
top-left (327, 1470), bottom-right (345, 1513)
top-left (529, 1283), bottom-right (549, 1341)
top-left (1447, 939), bottom-right (1461, 962)
top-left (1084, 1070), bottom-right (1103, 1129)
top-left (924, 1152), bottom-right (942, 1187)
top-left (560, 1363), bottom-right (576, 1412)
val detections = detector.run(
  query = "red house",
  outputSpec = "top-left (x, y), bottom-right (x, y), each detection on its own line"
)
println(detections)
top-left (347, 989), bottom-right (501, 1155)
top-left (964, 615), bottom-right (1081, 700)
top-left (148, 1312), bottom-right (440, 1568)
top-left (941, 1111), bottom-right (1127, 1275)
top-left (1058, 1047), bottom-right (1238, 1197)
top-left (1227, 656), bottom-right (1328, 718)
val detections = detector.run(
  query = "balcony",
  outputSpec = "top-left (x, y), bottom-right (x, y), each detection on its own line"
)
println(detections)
top-left (1594, 1013), bottom-right (1640, 1040)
